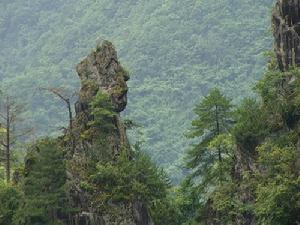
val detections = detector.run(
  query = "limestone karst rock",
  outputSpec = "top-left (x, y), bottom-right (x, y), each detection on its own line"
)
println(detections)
top-left (234, 143), bottom-right (258, 225)
top-left (67, 41), bottom-right (153, 225)
top-left (232, 2), bottom-right (300, 225)
top-left (74, 40), bottom-right (130, 157)
top-left (272, 0), bottom-right (300, 71)
top-left (76, 40), bottom-right (129, 113)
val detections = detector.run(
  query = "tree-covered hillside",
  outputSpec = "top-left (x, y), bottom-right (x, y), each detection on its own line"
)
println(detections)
top-left (0, 0), bottom-right (273, 182)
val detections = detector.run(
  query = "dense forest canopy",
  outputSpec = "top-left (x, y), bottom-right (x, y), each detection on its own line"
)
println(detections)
top-left (0, 0), bottom-right (273, 181)
top-left (1, 0), bottom-right (300, 225)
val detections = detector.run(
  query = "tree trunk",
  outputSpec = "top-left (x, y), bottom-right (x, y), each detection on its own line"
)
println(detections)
top-left (6, 100), bottom-right (10, 183)
top-left (215, 105), bottom-right (222, 163)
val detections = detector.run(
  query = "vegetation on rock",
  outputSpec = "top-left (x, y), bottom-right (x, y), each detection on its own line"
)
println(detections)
top-left (1, 1), bottom-right (300, 225)
top-left (0, 0), bottom-right (274, 182)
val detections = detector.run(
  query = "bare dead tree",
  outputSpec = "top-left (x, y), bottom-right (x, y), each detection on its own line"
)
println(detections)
top-left (0, 95), bottom-right (32, 182)
top-left (39, 87), bottom-right (77, 154)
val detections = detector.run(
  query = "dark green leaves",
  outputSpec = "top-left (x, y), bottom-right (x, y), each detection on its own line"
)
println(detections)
top-left (233, 98), bottom-right (269, 151)
top-left (189, 88), bottom-right (233, 138)
top-left (13, 139), bottom-right (67, 225)
top-left (90, 151), bottom-right (169, 205)
top-left (89, 91), bottom-right (116, 130)
top-left (0, 183), bottom-right (22, 225)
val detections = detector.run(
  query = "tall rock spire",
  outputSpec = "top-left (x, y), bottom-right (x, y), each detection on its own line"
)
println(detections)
top-left (67, 41), bottom-right (152, 225)
top-left (74, 40), bottom-right (130, 158)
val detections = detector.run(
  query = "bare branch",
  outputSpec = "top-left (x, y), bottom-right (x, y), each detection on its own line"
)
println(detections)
top-left (39, 87), bottom-right (70, 103)
top-left (39, 86), bottom-right (76, 155)
top-left (0, 93), bottom-right (29, 182)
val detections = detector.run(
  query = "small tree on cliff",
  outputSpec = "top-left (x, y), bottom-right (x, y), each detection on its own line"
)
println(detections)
top-left (184, 88), bottom-right (235, 224)
top-left (186, 88), bottom-right (234, 185)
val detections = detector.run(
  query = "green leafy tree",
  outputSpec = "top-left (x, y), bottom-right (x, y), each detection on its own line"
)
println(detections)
top-left (256, 68), bottom-right (300, 130)
top-left (173, 178), bottom-right (201, 225)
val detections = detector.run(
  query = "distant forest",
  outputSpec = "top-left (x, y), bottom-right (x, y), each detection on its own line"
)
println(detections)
top-left (0, 0), bottom-right (273, 182)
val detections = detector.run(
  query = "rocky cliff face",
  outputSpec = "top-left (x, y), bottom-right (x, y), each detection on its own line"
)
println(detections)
top-left (233, 2), bottom-right (300, 225)
top-left (273, 0), bottom-right (300, 71)
top-left (234, 141), bottom-right (259, 225)
top-left (67, 41), bottom-right (153, 225)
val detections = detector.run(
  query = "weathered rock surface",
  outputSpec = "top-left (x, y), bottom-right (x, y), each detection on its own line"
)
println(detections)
top-left (234, 143), bottom-right (258, 225)
top-left (233, 2), bottom-right (300, 225)
top-left (74, 40), bottom-right (129, 157)
top-left (273, 0), bottom-right (300, 71)
top-left (75, 40), bottom-right (129, 114)
top-left (67, 41), bottom-right (153, 225)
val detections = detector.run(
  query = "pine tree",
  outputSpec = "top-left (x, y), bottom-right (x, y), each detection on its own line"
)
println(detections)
top-left (186, 88), bottom-right (233, 184)
top-left (182, 88), bottom-right (235, 224)
top-left (13, 139), bottom-right (67, 225)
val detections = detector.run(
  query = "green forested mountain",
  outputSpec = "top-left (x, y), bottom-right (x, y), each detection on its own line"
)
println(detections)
top-left (0, 0), bottom-right (273, 181)
top-left (1, 1), bottom-right (300, 225)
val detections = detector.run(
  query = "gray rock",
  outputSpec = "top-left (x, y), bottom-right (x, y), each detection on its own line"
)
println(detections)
top-left (67, 41), bottom-right (153, 225)
top-left (273, 0), bottom-right (300, 71)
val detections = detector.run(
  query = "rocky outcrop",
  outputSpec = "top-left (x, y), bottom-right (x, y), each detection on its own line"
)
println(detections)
top-left (232, 2), bottom-right (300, 225)
top-left (272, 0), bottom-right (300, 71)
top-left (67, 41), bottom-right (153, 225)
top-left (272, 1), bottom-right (300, 130)
top-left (75, 41), bottom-right (129, 113)
top-left (74, 40), bottom-right (130, 157)
top-left (233, 141), bottom-right (258, 225)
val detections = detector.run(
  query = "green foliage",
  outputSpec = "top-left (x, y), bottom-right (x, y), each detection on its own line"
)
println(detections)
top-left (0, 0), bottom-right (273, 181)
top-left (189, 88), bottom-right (233, 138)
top-left (184, 89), bottom-right (237, 224)
top-left (254, 142), bottom-right (300, 225)
top-left (89, 91), bottom-right (116, 130)
top-left (210, 183), bottom-right (238, 224)
top-left (13, 139), bottom-right (67, 225)
top-left (0, 166), bottom-right (4, 181)
top-left (186, 89), bottom-right (234, 186)
top-left (182, 62), bottom-right (300, 225)
top-left (233, 98), bottom-right (269, 150)
top-left (256, 68), bottom-right (300, 129)
top-left (174, 178), bottom-right (202, 225)
top-left (0, 183), bottom-right (22, 225)
top-left (89, 150), bottom-right (169, 208)
top-left (150, 195), bottom-right (184, 225)
top-left (81, 91), bottom-right (117, 153)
